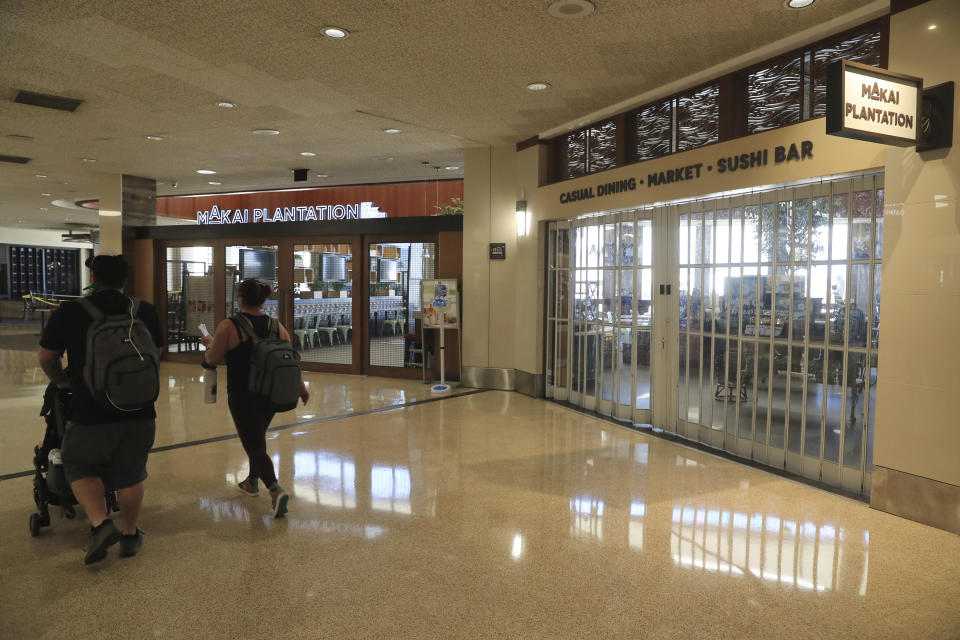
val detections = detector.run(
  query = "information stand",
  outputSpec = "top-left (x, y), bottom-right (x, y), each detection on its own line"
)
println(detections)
top-left (420, 279), bottom-right (460, 393)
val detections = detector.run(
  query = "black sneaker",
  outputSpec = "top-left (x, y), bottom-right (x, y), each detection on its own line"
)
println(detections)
top-left (118, 529), bottom-right (143, 558)
top-left (84, 519), bottom-right (121, 565)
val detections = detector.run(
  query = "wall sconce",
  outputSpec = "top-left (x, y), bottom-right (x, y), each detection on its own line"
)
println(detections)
top-left (516, 199), bottom-right (530, 237)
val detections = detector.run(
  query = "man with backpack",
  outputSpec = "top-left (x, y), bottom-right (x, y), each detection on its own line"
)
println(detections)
top-left (38, 254), bottom-right (163, 565)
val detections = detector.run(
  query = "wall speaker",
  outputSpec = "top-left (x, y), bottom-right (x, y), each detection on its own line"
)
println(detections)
top-left (293, 168), bottom-right (308, 182)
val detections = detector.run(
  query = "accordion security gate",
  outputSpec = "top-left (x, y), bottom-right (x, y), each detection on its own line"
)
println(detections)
top-left (545, 173), bottom-right (884, 495)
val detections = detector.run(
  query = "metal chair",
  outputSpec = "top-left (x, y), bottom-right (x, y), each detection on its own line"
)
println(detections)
top-left (336, 314), bottom-right (353, 343)
top-left (293, 316), bottom-right (310, 350)
top-left (316, 314), bottom-right (339, 346)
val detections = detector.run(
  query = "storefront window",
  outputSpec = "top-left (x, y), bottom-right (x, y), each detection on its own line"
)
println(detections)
top-left (165, 246), bottom-right (214, 353)
top-left (368, 242), bottom-right (434, 369)
top-left (293, 243), bottom-right (353, 365)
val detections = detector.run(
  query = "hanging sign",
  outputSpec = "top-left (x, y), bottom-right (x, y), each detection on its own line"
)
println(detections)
top-left (826, 60), bottom-right (922, 147)
top-left (421, 279), bottom-right (459, 328)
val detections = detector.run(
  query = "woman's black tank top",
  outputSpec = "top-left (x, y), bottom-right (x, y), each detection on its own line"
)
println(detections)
top-left (226, 313), bottom-right (272, 393)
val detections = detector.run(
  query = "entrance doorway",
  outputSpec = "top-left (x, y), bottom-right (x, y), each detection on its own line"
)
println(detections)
top-left (158, 230), bottom-right (457, 380)
top-left (545, 173), bottom-right (884, 495)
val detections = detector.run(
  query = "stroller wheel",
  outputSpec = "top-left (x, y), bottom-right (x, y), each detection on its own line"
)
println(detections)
top-left (63, 505), bottom-right (76, 519)
top-left (29, 513), bottom-right (42, 537)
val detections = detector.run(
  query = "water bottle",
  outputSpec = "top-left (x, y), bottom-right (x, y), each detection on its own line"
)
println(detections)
top-left (202, 362), bottom-right (218, 404)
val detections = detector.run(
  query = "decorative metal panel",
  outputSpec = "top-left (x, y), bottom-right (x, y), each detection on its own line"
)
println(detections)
top-left (812, 30), bottom-right (882, 117)
top-left (587, 120), bottom-right (617, 173)
top-left (565, 129), bottom-right (587, 179)
top-left (633, 99), bottom-right (672, 161)
top-left (747, 56), bottom-right (802, 134)
top-left (677, 85), bottom-right (719, 151)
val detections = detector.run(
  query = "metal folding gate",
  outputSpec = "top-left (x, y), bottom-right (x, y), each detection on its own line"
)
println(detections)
top-left (545, 173), bottom-right (884, 495)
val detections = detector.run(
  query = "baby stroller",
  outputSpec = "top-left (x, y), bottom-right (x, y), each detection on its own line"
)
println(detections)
top-left (29, 382), bottom-right (118, 537)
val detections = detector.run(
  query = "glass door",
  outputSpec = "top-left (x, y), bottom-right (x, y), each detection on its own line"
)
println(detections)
top-left (285, 237), bottom-right (362, 374)
top-left (162, 243), bottom-right (218, 361)
top-left (365, 239), bottom-right (437, 379)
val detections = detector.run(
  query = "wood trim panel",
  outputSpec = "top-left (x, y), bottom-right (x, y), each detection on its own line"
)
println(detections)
top-left (137, 215), bottom-right (463, 240)
top-left (516, 135), bottom-right (543, 152)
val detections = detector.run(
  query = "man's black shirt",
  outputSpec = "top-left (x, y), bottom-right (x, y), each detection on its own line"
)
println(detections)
top-left (40, 289), bottom-right (165, 424)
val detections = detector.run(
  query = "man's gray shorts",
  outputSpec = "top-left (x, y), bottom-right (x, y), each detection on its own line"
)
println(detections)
top-left (61, 419), bottom-right (156, 489)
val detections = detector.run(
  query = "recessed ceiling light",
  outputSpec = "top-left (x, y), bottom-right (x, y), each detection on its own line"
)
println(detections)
top-left (784, 0), bottom-right (815, 8)
top-left (445, 166), bottom-right (460, 171)
top-left (527, 82), bottom-right (551, 91)
top-left (196, 169), bottom-right (216, 174)
top-left (40, 207), bottom-right (48, 211)
top-left (382, 157), bottom-right (394, 162)
top-left (315, 173), bottom-right (329, 178)
top-left (216, 101), bottom-right (237, 108)
top-left (145, 135), bottom-right (165, 141)
top-left (322, 26), bottom-right (349, 38)
top-left (41, 192), bottom-right (51, 196)
top-left (81, 157), bottom-right (96, 163)
top-left (547, 0), bottom-right (596, 19)
top-left (252, 129), bottom-right (280, 135)
top-left (383, 128), bottom-right (401, 134)
top-left (208, 181), bottom-right (222, 185)
top-left (300, 151), bottom-right (317, 157)
top-left (928, 24), bottom-right (937, 30)
top-left (35, 174), bottom-right (47, 178)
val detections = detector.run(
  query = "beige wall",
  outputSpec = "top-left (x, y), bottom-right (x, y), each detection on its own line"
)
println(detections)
top-left (875, 0), bottom-right (960, 488)
top-left (462, 145), bottom-right (543, 376)
top-left (463, 147), bottom-right (494, 369)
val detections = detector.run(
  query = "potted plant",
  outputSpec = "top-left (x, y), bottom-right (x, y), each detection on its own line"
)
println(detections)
top-left (437, 197), bottom-right (463, 216)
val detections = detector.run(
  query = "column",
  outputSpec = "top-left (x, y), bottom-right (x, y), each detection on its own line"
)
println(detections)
top-left (871, 0), bottom-right (960, 533)
top-left (97, 173), bottom-right (157, 301)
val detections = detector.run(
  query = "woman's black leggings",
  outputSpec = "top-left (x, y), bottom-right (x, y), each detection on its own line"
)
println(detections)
top-left (227, 394), bottom-right (277, 488)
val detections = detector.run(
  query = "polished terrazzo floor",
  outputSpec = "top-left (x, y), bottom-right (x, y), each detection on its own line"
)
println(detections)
top-left (1, 345), bottom-right (958, 639)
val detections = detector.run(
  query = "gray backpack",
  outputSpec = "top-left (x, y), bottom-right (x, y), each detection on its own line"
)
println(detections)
top-left (232, 314), bottom-right (301, 412)
top-left (79, 297), bottom-right (160, 412)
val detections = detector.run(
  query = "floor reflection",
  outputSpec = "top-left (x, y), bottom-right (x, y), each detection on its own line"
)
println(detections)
top-left (197, 497), bottom-right (386, 538)
top-left (670, 504), bottom-right (868, 594)
top-left (570, 495), bottom-right (605, 541)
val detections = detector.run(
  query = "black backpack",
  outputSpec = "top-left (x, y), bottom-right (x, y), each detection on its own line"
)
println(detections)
top-left (79, 296), bottom-right (160, 412)
top-left (232, 314), bottom-right (302, 412)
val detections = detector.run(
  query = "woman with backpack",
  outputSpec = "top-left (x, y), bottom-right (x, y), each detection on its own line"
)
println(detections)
top-left (200, 278), bottom-right (309, 518)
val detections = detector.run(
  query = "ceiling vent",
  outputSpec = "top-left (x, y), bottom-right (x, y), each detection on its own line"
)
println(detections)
top-left (6, 134), bottom-right (35, 142)
top-left (14, 90), bottom-right (84, 112)
top-left (0, 154), bottom-right (31, 164)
